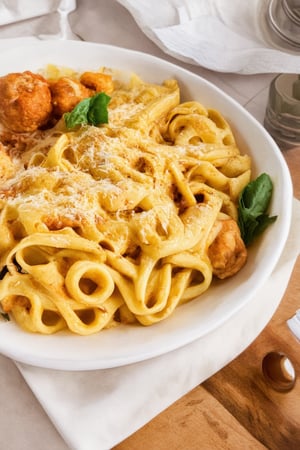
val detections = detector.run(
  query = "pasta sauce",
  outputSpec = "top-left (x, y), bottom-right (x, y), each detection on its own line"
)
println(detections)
top-left (0, 67), bottom-right (250, 335)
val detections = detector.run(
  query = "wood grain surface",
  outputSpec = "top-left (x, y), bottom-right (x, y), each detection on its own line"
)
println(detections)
top-left (115, 148), bottom-right (300, 450)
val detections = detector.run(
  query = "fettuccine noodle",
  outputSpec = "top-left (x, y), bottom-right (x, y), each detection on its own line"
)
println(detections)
top-left (0, 68), bottom-right (251, 335)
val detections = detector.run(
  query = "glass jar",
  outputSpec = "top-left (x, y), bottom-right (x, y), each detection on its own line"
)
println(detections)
top-left (264, 73), bottom-right (300, 150)
top-left (261, 0), bottom-right (300, 51)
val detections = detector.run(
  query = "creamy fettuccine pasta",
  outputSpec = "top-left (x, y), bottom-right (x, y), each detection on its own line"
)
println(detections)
top-left (0, 66), bottom-right (251, 335)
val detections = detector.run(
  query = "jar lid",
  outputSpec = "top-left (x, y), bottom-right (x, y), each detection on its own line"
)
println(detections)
top-left (282, 0), bottom-right (300, 25)
top-left (266, 0), bottom-right (300, 49)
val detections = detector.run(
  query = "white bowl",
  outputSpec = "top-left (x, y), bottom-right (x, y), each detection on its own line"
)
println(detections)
top-left (0, 40), bottom-right (293, 370)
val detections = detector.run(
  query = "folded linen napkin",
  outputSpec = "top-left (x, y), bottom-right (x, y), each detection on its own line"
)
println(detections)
top-left (0, 0), bottom-right (60, 26)
top-left (116, 0), bottom-right (300, 74)
top-left (0, 0), bottom-right (77, 39)
top-left (14, 198), bottom-right (300, 450)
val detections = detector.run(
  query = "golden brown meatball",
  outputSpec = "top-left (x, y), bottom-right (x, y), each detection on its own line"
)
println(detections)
top-left (80, 72), bottom-right (114, 94)
top-left (208, 218), bottom-right (247, 279)
top-left (50, 77), bottom-right (92, 117)
top-left (0, 71), bottom-right (52, 133)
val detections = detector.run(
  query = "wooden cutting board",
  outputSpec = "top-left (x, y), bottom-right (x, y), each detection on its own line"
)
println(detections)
top-left (115, 148), bottom-right (300, 450)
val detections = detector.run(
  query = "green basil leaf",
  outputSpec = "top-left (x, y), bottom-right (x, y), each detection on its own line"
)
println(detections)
top-left (87, 92), bottom-right (110, 126)
top-left (64, 92), bottom-right (111, 130)
top-left (240, 173), bottom-right (273, 218)
top-left (64, 97), bottom-right (91, 129)
top-left (238, 173), bottom-right (277, 246)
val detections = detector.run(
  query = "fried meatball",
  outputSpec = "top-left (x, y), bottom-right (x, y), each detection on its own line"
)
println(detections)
top-left (80, 72), bottom-right (114, 94)
top-left (0, 71), bottom-right (52, 133)
top-left (208, 218), bottom-right (247, 279)
top-left (50, 77), bottom-right (92, 117)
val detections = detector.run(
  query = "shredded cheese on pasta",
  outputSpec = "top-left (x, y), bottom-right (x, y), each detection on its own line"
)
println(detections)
top-left (0, 70), bottom-right (251, 335)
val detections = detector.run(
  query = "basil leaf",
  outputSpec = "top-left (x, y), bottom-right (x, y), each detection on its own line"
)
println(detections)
top-left (87, 92), bottom-right (110, 126)
top-left (238, 173), bottom-right (277, 246)
top-left (64, 92), bottom-right (111, 130)
top-left (240, 173), bottom-right (273, 218)
top-left (64, 97), bottom-right (91, 129)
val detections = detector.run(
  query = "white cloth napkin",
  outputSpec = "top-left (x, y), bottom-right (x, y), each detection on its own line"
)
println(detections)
top-left (116, 0), bottom-right (300, 74)
top-left (0, 0), bottom-right (77, 39)
top-left (14, 199), bottom-right (300, 450)
top-left (0, 0), bottom-right (60, 26)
